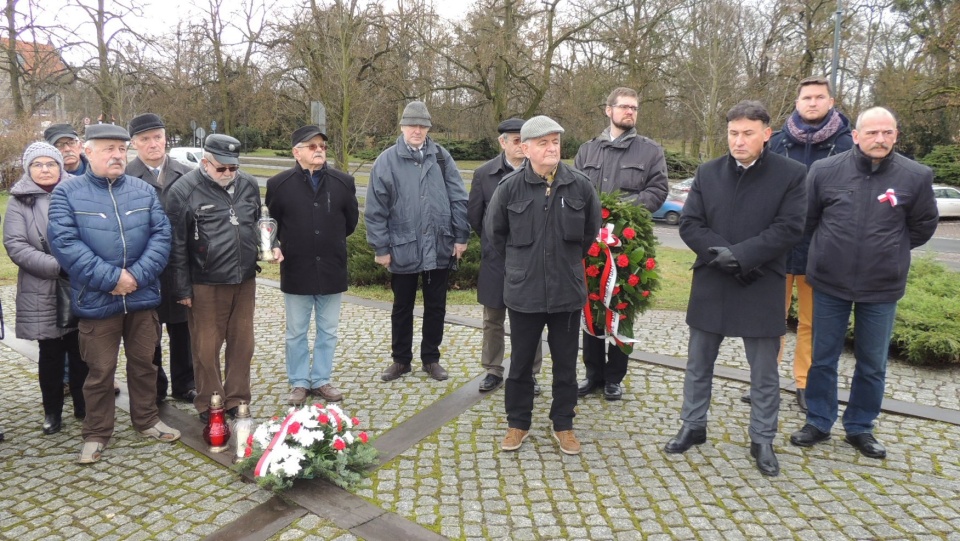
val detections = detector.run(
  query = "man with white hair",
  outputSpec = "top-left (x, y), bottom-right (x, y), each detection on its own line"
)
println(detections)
top-left (44, 124), bottom-right (89, 176)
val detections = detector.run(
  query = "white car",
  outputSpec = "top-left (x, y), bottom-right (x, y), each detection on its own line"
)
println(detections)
top-left (168, 147), bottom-right (204, 169)
top-left (934, 185), bottom-right (960, 218)
top-left (669, 177), bottom-right (694, 199)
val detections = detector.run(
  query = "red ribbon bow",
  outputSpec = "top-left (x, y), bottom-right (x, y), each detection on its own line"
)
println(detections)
top-left (877, 188), bottom-right (898, 207)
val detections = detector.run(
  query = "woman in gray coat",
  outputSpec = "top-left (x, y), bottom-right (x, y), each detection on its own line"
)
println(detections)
top-left (3, 142), bottom-right (87, 434)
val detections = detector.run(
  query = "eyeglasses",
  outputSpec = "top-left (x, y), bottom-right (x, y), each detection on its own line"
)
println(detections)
top-left (29, 161), bottom-right (60, 170)
top-left (297, 143), bottom-right (327, 151)
top-left (612, 104), bottom-right (638, 112)
top-left (212, 164), bottom-right (239, 173)
top-left (54, 139), bottom-right (80, 150)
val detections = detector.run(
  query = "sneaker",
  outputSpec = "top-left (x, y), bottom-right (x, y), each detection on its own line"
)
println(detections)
top-left (288, 387), bottom-right (309, 405)
top-left (553, 430), bottom-right (581, 455)
top-left (381, 362), bottom-right (412, 382)
top-left (139, 421), bottom-right (181, 443)
top-left (501, 428), bottom-right (529, 451)
top-left (311, 384), bottom-right (343, 402)
top-left (77, 441), bottom-right (105, 464)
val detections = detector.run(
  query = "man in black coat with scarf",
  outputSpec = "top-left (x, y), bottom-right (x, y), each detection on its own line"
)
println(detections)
top-left (664, 101), bottom-right (807, 477)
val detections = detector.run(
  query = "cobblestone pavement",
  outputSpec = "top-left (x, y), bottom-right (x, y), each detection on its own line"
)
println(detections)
top-left (1, 284), bottom-right (958, 540)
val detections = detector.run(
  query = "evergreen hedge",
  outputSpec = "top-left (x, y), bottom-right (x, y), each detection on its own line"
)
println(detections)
top-left (890, 257), bottom-right (960, 366)
top-left (919, 144), bottom-right (960, 186)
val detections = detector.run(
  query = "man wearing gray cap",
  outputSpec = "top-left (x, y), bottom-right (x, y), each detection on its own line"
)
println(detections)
top-left (44, 123), bottom-right (89, 176)
top-left (47, 123), bottom-right (179, 464)
top-left (165, 134), bottom-right (262, 422)
top-left (266, 125), bottom-right (359, 404)
top-left (365, 101), bottom-right (470, 383)
top-left (485, 115), bottom-right (602, 455)
top-left (126, 113), bottom-right (196, 405)
top-left (468, 117), bottom-right (544, 393)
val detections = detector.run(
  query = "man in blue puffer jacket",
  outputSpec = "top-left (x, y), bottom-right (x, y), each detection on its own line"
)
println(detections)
top-left (47, 123), bottom-right (179, 465)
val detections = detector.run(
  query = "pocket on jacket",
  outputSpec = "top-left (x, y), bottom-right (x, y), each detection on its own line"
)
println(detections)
top-left (560, 197), bottom-right (586, 242)
top-left (506, 199), bottom-right (535, 247)
top-left (390, 220), bottom-right (419, 268)
top-left (505, 265), bottom-right (526, 284)
top-left (618, 163), bottom-right (647, 191)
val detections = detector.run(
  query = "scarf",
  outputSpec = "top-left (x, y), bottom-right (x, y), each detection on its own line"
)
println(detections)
top-left (785, 108), bottom-right (843, 145)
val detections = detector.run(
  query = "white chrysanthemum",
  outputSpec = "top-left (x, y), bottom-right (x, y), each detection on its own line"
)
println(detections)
top-left (342, 431), bottom-right (355, 445)
top-left (290, 426), bottom-right (325, 447)
top-left (253, 424), bottom-right (275, 449)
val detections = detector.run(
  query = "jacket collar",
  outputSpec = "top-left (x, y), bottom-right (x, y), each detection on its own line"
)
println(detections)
top-left (396, 135), bottom-right (435, 160)
top-left (600, 126), bottom-right (637, 148)
top-left (852, 145), bottom-right (895, 174)
top-left (521, 162), bottom-right (574, 186)
top-left (83, 170), bottom-right (126, 188)
top-left (726, 147), bottom-right (769, 172)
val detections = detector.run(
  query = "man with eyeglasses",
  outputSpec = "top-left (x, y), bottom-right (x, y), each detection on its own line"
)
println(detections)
top-left (265, 125), bottom-right (358, 405)
top-left (365, 101), bottom-right (470, 383)
top-left (126, 113), bottom-right (197, 406)
top-left (44, 124), bottom-right (89, 176)
top-left (790, 107), bottom-right (938, 461)
top-left (164, 134), bottom-right (262, 423)
top-left (573, 87), bottom-right (668, 401)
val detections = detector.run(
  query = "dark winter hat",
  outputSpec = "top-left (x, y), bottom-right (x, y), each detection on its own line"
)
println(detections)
top-left (127, 113), bottom-right (165, 137)
top-left (204, 134), bottom-right (242, 165)
top-left (43, 123), bottom-right (79, 145)
top-left (520, 115), bottom-right (564, 142)
top-left (497, 118), bottom-right (525, 134)
top-left (399, 101), bottom-right (432, 127)
top-left (22, 141), bottom-right (64, 171)
top-left (291, 125), bottom-right (328, 147)
top-left (84, 123), bottom-right (131, 142)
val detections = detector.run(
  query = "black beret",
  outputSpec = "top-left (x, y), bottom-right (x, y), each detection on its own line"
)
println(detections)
top-left (128, 113), bottom-right (165, 137)
top-left (497, 118), bottom-right (525, 134)
top-left (291, 125), bottom-right (328, 147)
top-left (43, 123), bottom-right (79, 145)
top-left (204, 134), bottom-right (242, 165)
top-left (84, 124), bottom-right (131, 142)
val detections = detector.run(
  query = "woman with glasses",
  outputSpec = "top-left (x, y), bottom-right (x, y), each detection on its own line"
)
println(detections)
top-left (3, 142), bottom-right (88, 435)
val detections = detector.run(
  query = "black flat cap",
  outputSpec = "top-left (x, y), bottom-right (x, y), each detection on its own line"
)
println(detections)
top-left (84, 124), bottom-right (131, 141)
top-left (497, 118), bottom-right (525, 134)
top-left (204, 134), bottom-right (242, 165)
top-left (44, 123), bottom-right (79, 145)
top-left (291, 125), bottom-right (328, 147)
top-left (128, 113), bottom-right (165, 137)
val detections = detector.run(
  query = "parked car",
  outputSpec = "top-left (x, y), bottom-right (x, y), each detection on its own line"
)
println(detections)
top-left (669, 177), bottom-right (694, 199)
top-left (652, 197), bottom-right (684, 226)
top-left (168, 147), bottom-right (204, 169)
top-left (934, 185), bottom-right (960, 219)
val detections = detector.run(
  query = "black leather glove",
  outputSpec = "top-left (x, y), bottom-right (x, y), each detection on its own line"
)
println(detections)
top-left (734, 267), bottom-right (765, 287)
top-left (707, 246), bottom-right (741, 274)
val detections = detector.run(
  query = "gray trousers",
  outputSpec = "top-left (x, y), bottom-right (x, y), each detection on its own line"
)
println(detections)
top-left (680, 326), bottom-right (781, 443)
top-left (481, 306), bottom-right (542, 378)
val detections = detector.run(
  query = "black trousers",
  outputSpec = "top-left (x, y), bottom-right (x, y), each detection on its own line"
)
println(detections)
top-left (505, 309), bottom-right (580, 432)
top-left (391, 269), bottom-right (449, 365)
top-left (38, 331), bottom-right (87, 416)
top-left (153, 321), bottom-right (194, 398)
top-left (582, 331), bottom-right (629, 385)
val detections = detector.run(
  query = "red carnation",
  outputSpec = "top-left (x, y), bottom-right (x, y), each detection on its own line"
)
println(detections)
top-left (642, 290), bottom-right (650, 297)
top-left (247, 433), bottom-right (254, 445)
top-left (613, 286), bottom-right (621, 295)
top-left (333, 438), bottom-right (346, 451)
top-left (587, 243), bottom-right (600, 257)
top-left (244, 446), bottom-right (252, 457)
top-left (616, 254), bottom-right (629, 268)
top-left (318, 413), bottom-right (330, 424)
top-left (619, 314), bottom-right (627, 320)
top-left (351, 417), bottom-right (361, 426)
top-left (627, 274), bottom-right (640, 286)
top-left (359, 432), bottom-right (369, 444)
top-left (288, 422), bottom-right (301, 435)
top-left (588, 293), bottom-right (601, 301)
top-left (601, 208), bottom-right (610, 219)
top-left (616, 302), bottom-right (628, 310)
top-left (586, 265), bottom-right (600, 277)
top-left (622, 227), bottom-right (636, 240)
top-left (645, 258), bottom-right (656, 271)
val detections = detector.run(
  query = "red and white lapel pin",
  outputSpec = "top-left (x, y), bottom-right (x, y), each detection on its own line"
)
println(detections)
top-left (877, 188), bottom-right (898, 207)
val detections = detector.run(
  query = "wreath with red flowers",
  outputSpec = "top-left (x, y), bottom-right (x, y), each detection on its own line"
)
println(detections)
top-left (582, 191), bottom-right (660, 354)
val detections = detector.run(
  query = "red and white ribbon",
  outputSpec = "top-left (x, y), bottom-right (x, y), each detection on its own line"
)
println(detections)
top-left (582, 224), bottom-right (640, 348)
top-left (878, 189), bottom-right (897, 207)
top-left (254, 412), bottom-right (297, 477)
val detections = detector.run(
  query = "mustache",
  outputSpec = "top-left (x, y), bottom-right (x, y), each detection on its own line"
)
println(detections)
top-left (108, 159), bottom-right (125, 167)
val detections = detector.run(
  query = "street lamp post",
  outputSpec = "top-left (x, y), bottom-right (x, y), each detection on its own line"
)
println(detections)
top-left (831, 0), bottom-right (843, 94)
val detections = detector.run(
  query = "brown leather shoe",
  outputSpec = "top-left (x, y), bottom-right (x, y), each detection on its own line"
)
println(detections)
top-left (422, 362), bottom-right (448, 381)
top-left (501, 428), bottom-right (529, 451)
top-left (381, 362), bottom-right (411, 382)
top-left (312, 384), bottom-right (343, 402)
top-left (553, 430), bottom-right (581, 455)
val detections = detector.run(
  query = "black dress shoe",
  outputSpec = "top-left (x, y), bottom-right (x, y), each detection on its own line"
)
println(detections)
top-left (532, 376), bottom-right (541, 396)
top-left (740, 390), bottom-right (752, 404)
top-left (845, 433), bottom-right (887, 459)
top-left (750, 443), bottom-right (780, 477)
top-left (796, 388), bottom-right (807, 412)
top-left (479, 374), bottom-right (503, 392)
top-left (42, 414), bottom-right (62, 435)
top-left (577, 379), bottom-right (603, 397)
top-left (663, 426), bottom-right (706, 454)
top-left (603, 383), bottom-right (623, 401)
top-left (790, 424), bottom-right (831, 447)
top-left (172, 389), bottom-right (199, 402)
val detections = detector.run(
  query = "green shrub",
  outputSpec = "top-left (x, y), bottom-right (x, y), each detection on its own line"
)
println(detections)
top-left (919, 144), bottom-right (960, 187)
top-left (890, 257), bottom-right (960, 366)
top-left (665, 150), bottom-right (700, 180)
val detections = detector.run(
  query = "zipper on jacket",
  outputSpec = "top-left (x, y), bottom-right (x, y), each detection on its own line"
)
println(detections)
top-left (108, 180), bottom-right (129, 314)
top-left (125, 207), bottom-right (150, 215)
top-left (75, 211), bottom-right (107, 219)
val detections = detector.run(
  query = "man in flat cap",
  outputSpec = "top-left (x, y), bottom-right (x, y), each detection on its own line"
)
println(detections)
top-left (486, 115), bottom-right (601, 455)
top-left (365, 101), bottom-right (470, 383)
top-left (126, 113), bottom-right (196, 405)
top-left (165, 134), bottom-right (262, 422)
top-left (44, 123), bottom-right (89, 176)
top-left (574, 87), bottom-right (668, 402)
top-left (468, 117), bottom-right (544, 393)
top-left (266, 126), bottom-right (358, 404)
top-left (47, 123), bottom-right (179, 464)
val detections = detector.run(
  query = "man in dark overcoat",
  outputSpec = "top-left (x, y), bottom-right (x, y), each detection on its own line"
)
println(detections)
top-left (126, 113), bottom-right (196, 403)
top-left (467, 117), bottom-right (543, 393)
top-left (663, 101), bottom-right (807, 477)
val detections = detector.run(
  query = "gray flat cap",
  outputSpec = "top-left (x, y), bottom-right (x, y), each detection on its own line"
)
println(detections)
top-left (520, 115), bottom-right (564, 142)
top-left (400, 101), bottom-right (432, 127)
top-left (84, 124), bottom-right (131, 142)
top-left (44, 123), bottom-right (79, 145)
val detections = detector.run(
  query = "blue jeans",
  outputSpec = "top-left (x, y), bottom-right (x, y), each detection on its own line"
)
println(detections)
top-left (805, 290), bottom-right (897, 436)
top-left (284, 292), bottom-right (342, 388)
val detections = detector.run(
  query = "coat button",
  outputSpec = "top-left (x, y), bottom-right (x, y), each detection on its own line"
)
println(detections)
top-left (316, 256), bottom-right (321, 261)
top-left (314, 230), bottom-right (320, 234)
top-left (314, 202), bottom-right (319, 206)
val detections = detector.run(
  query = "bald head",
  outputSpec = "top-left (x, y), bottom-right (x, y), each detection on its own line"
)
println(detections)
top-left (855, 107), bottom-right (897, 131)
top-left (853, 107), bottom-right (898, 163)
